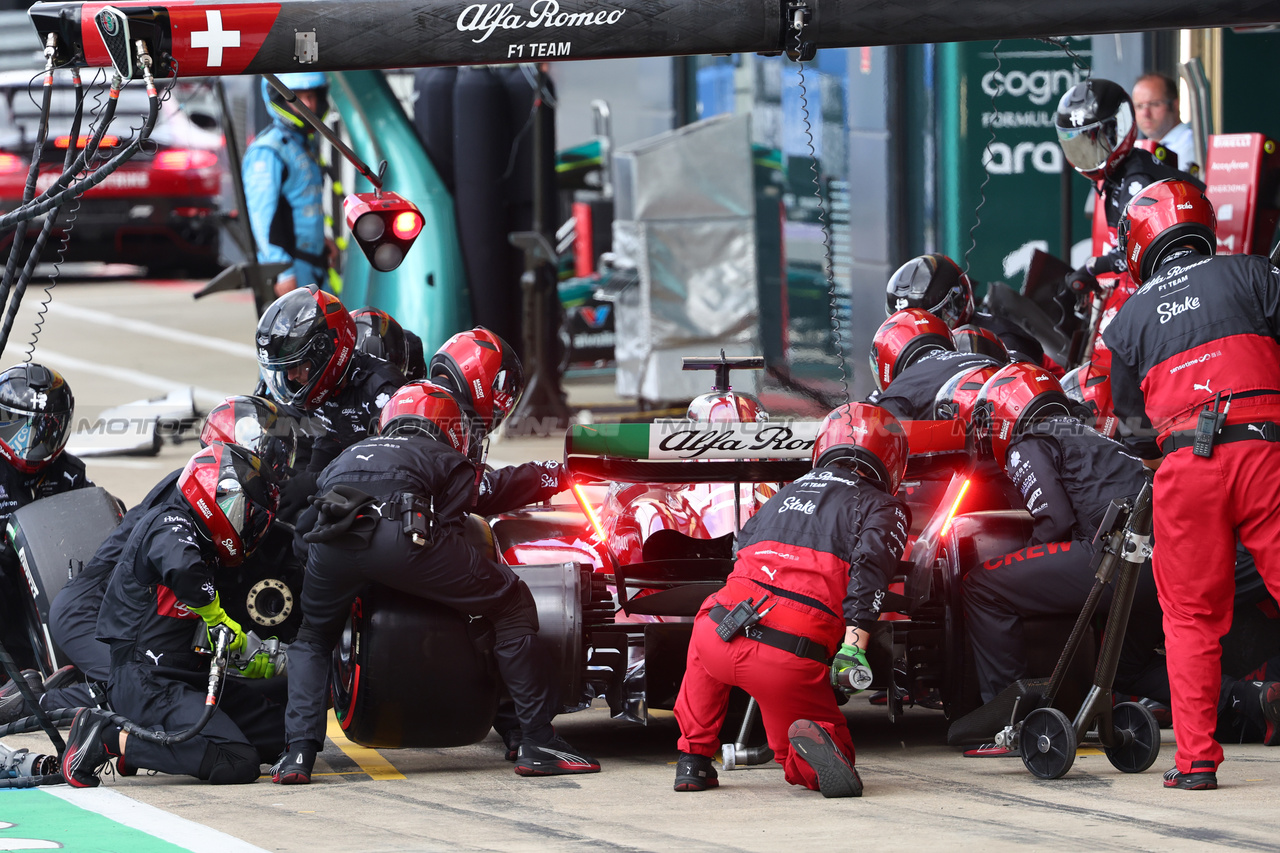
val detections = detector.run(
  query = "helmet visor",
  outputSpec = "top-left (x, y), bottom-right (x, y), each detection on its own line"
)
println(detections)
top-left (0, 403), bottom-right (70, 465)
top-left (1056, 106), bottom-right (1133, 174)
top-left (217, 476), bottom-right (274, 556)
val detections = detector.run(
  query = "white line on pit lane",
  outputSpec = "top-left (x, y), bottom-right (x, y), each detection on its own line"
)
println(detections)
top-left (46, 302), bottom-right (258, 360)
top-left (33, 348), bottom-right (233, 406)
top-left (44, 787), bottom-right (271, 853)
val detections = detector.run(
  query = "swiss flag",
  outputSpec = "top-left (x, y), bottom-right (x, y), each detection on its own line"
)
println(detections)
top-left (81, 2), bottom-right (281, 76)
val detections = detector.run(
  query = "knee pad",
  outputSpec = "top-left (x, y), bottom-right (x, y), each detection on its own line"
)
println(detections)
top-left (199, 741), bottom-right (262, 785)
top-left (492, 579), bottom-right (539, 644)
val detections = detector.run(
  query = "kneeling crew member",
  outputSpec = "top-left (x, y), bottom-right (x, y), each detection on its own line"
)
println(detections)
top-left (274, 381), bottom-right (599, 783)
top-left (672, 403), bottom-right (909, 798)
top-left (61, 444), bottom-right (283, 787)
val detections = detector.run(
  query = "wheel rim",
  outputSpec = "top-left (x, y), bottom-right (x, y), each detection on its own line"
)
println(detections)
top-left (1020, 707), bottom-right (1077, 779)
top-left (1104, 701), bottom-right (1162, 774)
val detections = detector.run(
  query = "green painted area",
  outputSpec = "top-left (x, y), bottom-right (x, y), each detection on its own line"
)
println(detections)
top-left (0, 790), bottom-right (190, 853)
top-left (566, 423), bottom-right (651, 459)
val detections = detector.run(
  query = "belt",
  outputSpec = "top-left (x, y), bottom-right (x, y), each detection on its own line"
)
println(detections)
top-left (1162, 420), bottom-right (1280, 454)
top-left (708, 605), bottom-right (829, 664)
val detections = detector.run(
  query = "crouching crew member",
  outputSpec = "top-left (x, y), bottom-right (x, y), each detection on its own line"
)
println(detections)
top-left (960, 363), bottom-right (1165, 755)
top-left (274, 381), bottom-right (599, 783)
top-left (1104, 179), bottom-right (1280, 790)
top-left (61, 444), bottom-right (283, 787)
top-left (672, 403), bottom-right (909, 798)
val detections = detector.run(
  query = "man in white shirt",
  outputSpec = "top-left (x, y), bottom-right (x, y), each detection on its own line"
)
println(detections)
top-left (1133, 73), bottom-right (1198, 177)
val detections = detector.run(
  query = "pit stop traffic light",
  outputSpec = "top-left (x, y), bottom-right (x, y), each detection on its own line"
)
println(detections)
top-left (343, 191), bottom-right (424, 272)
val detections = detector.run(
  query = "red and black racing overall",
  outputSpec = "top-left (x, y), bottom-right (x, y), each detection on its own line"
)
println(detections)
top-left (674, 464), bottom-right (907, 790)
top-left (1106, 248), bottom-right (1280, 775)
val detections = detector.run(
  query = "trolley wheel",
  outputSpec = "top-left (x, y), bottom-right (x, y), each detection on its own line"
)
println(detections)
top-left (1020, 707), bottom-right (1077, 779)
top-left (1104, 701), bottom-right (1161, 774)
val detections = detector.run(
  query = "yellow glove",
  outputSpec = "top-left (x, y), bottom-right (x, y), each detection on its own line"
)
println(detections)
top-left (190, 595), bottom-right (247, 655)
top-left (237, 650), bottom-right (276, 679)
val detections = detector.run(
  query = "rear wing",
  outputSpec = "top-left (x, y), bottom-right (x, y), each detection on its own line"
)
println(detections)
top-left (565, 419), bottom-right (968, 484)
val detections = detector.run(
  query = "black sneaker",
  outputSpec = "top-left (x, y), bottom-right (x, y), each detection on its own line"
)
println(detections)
top-left (514, 735), bottom-right (600, 777)
top-left (271, 744), bottom-right (317, 785)
top-left (0, 670), bottom-right (44, 725)
top-left (674, 752), bottom-right (718, 792)
top-left (1259, 681), bottom-right (1280, 747)
top-left (1163, 764), bottom-right (1218, 790)
top-left (787, 719), bottom-right (862, 798)
top-left (61, 708), bottom-right (111, 789)
top-left (43, 665), bottom-right (82, 693)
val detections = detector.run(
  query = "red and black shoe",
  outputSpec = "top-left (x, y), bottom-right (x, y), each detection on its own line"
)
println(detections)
top-left (1163, 761), bottom-right (1218, 790)
top-left (673, 752), bottom-right (718, 792)
top-left (1260, 681), bottom-right (1280, 747)
top-left (61, 708), bottom-right (112, 789)
top-left (788, 719), bottom-right (862, 798)
top-left (513, 735), bottom-right (600, 776)
top-left (271, 744), bottom-right (317, 785)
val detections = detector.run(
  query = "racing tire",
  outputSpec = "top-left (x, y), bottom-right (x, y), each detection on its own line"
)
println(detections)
top-left (1020, 706), bottom-right (1077, 779)
top-left (1104, 701), bottom-right (1161, 774)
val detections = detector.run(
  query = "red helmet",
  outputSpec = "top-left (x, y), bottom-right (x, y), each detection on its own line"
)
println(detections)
top-left (972, 363), bottom-right (1074, 461)
top-left (686, 391), bottom-right (769, 423)
top-left (377, 380), bottom-right (470, 456)
top-left (869, 309), bottom-right (954, 391)
top-left (884, 254), bottom-right (975, 327)
top-left (951, 325), bottom-right (1008, 363)
top-left (1118, 179), bottom-right (1216, 284)
top-left (1061, 361), bottom-right (1117, 438)
top-left (812, 403), bottom-right (910, 495)
top-left (1054, 79), bottom-right (1136, 181)
top-left (200, 395), bottom-right (298, 481)
top-left (351, 307), bottom-right (409, 375)
top-left (0, 363), bottom-right (74, 474)
top-left (179, 443), bottom-right (278, 567)
top-left (934, 363), bottom-right (1000, 423)
top-left (429, 327), bottom-right (524, 431)
top-left (256, 286), bottom-right (357, 411)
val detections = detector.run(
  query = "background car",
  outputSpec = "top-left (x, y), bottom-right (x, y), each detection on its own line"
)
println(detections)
top-left (0, 72), bottom-right (226, 277)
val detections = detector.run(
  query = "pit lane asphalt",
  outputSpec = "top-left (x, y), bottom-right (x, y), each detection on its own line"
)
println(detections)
top-left (4, 277), bottom-right (1280, 851)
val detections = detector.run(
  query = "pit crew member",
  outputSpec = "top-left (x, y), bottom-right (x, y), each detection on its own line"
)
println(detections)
top-left (1104, 178), bottom-right (1280, 790)
top-left (273, 381), bottom-right (599, 783)
top-left (672, 402), bottom-right (909, 798)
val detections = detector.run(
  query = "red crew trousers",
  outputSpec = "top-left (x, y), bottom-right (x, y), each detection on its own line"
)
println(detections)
top-left (674, 609), bottom-right (852, 790)
top-left (1153, 441), bottom-right (1280, 773)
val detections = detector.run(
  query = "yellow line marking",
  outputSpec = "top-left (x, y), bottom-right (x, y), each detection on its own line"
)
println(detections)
top-left (1076, 748), bottom-right (1104, 756)
top-left (327, 715), bottom-right (407, 781)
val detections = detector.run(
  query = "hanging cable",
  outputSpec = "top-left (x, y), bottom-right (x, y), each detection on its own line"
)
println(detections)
top-left (961, 39), bottom-right (1003, 284)
top-left (1036, 37), bottom-right (1091, 78)
top-left (792, 19), bottom-right (851, 408)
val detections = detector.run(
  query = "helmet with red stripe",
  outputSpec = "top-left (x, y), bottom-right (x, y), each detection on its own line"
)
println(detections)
top-left (951, 324), bottom-right (1008, 363)
top-left (1055, 78), bottom-right (1136, 181)
top-left (0, 363), bottom-right (74, 474)
top-left (934, 363), bottom-right (1001, 423)
top-left (429, 327), bottom-right (524, 432)
top-left (256, 286), bottom-right (357, 411)
top-left (179, 443), bottom-right (278, 567)
top-left (1061, 360), bottom-right (1117, 438)
top-left (972, 363), bottom-right (1074, 461)
top-left (377, 380), bottom-right (470, 456)
top-left (1118, 178), bottom-right (1216, 284)
top-left (869, 309), bottom-right (954, 391)
top-left (200, 395), bottom-right (298, 482)
top-left (812, 403), bottom-right (910, 495)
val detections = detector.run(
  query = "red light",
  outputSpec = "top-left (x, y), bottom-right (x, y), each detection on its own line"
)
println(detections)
top-left (54, 134), bottom-right (119, 149)
top-left (0, 153), bottom-right (22, 173)
top-left (939, 478), bottom-right (971, 537)
top-left (153, 149), bottom-right (219, 170)
top-left (391, 210), bottom-right (423, 240)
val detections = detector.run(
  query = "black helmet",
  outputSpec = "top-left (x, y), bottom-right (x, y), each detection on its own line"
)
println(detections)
top-left (1055, 79), bottom-right (1136, 181)
top-left (256, 286), bottom-right (356, 411)
top-left (200, 395), bottom-right (299, 482)
top-left (351, 307), bottom-right (409, 375)
top-left (0, 363), bottom-right (74, 473)
top-left (885, 254), bottom-right (975, 328)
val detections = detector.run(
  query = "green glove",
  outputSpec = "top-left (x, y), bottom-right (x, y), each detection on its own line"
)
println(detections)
top-left (830, 642), bottom-right (872, 692)
top-left (237, 650), bottom-right (276, 679)
top-left (190, 595), bottom-right (247, 655)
